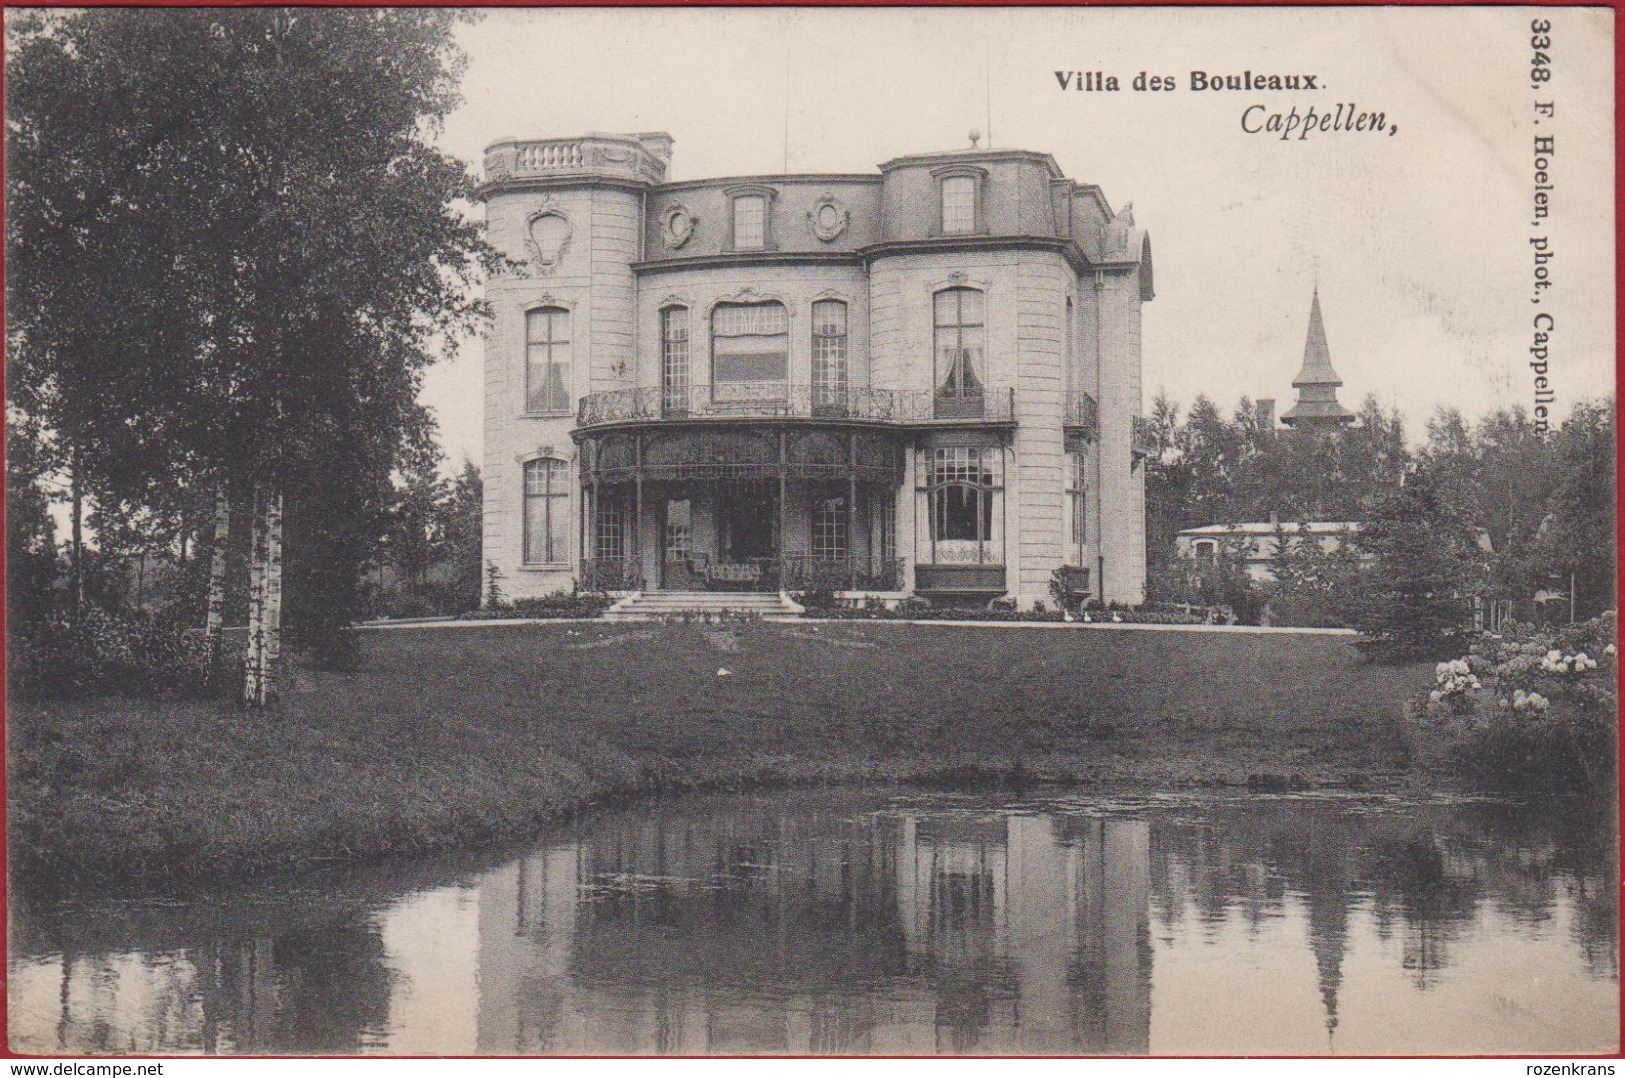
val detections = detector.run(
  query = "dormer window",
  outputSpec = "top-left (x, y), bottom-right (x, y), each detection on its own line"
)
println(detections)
top-left (933, 166), bottom-right (987, 236)
top-left (725, 185), bottom-right (777, 251)
top-left (942, 177), bottom-right (976, 234)
top-left (733, 196), bottom-right (765, 248)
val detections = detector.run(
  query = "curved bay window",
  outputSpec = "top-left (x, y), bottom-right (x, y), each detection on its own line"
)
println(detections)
top-left (660, 306), bottom-right (689, 413)
top-left (523, 458), bottom-right (570, 565)
top-left (934, 288), bottom-right (985, 418)
top-left (525, 307), bottom-right (572, 414)
top-left (918, 445), bottom-right (1003, 565)
top-left (712, 301), bottom-right (788, 406)
top-left (811, 299), bottom-right (848, 411)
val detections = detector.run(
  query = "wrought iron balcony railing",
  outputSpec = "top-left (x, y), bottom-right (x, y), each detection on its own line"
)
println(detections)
top-left (577, 384), bottom-right (1016, 430)
top-left (1064, 390), bottom-right (1100, 439)
top-left (1131, 414), bottom-right (1159, 459)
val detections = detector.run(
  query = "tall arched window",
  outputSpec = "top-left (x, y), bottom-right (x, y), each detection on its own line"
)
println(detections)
top-left (1064, 295), bottom-right (1076, 398)
top-left (934, 288), bottom-right (985, 417)
top-left (1067, 448), bottom-right (1088, 566)
top-left (660, 306), bottom-right (689, 413)
top-left (712, 301), bottom-right (788, 404)
top-left (525, 307), bottom-right (571, 414)
top-left (811, 299), bottom-right (848, 410)
top-left (523, 458), bottom-right (570, 565)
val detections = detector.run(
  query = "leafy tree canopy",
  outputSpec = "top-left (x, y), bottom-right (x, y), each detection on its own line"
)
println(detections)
top-left (6, 8), bottom-right (498, 641)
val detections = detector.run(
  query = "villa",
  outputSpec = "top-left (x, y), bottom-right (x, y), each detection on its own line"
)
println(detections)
top-left (478, 132), bottom-right (1154, 609)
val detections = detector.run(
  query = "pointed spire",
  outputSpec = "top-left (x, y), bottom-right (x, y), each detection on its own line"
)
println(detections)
top-left (1280, 288), bottom-right (1356, 430)
top-left (1293, 288), bottom-right (1342, 389)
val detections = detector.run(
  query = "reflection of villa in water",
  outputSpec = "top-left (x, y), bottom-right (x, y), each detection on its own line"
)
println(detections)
top-left (11, 795), bottom-right (1616, 1055)
top-left (475, 806), bottom-right (1151, 1054)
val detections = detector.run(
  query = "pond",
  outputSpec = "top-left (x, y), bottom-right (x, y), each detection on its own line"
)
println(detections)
top-left (8, 789), bottom-right (1618, 1055)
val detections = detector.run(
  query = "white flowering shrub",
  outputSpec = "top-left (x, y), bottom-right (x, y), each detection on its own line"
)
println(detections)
top-left (1411, 612), bottom-right (1616, 789)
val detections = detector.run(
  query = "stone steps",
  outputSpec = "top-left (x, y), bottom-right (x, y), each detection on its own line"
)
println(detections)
top-left (603, 591), bottom-right (803, 621)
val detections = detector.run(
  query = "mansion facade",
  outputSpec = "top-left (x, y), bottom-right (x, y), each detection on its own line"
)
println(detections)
top-left (479, 132), bottom-right (1153, 608)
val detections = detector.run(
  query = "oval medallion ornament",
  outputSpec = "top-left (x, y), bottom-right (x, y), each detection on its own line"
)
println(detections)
top-left (527, 211), bottom-right (572, 272)
top-left (808, 193), bottom-right (848, 242)
top-left (662, 204), bottom-right (696, 250)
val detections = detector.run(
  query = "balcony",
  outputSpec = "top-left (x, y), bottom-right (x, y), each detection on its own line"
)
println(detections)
top-left (1131, 415), bottom-right (1159, 460)
top-left (483, 134), bottom-right (670, 187)
top-left (1064, 390), bottom-right (1100, 440)
top-left (576, 384), bottom-right (1016, 431)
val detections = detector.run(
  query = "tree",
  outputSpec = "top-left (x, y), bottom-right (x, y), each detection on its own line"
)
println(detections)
top-left (1178, 394), bottom-right (1245, 526)
top-left (7, 9), bottom-right (495, 700)
top-left (1348, 467), bottom-right (1485, 660)
top-left (1420, 404), bottom-right (1555, 613)
top-left (1228, 394), bottom-right (1408, 522)
top-left (4, 414), bottom-right (63, 635)
top-left (384, 428), bottom-right (450, 592)
top-left (1142, 391), bottom-right (1189, 569)
top-left (1538, 399), bottom-right (1615, 620)
top-left (441, 459), bottom-right (484, 612)
top-left (1264, 522), bottom-right (1364, 628)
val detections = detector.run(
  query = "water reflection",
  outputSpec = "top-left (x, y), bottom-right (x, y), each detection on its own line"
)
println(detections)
top-left (9, 791), bottom-right (1617, 1055)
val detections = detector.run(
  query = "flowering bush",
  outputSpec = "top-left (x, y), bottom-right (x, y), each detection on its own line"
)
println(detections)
top-left (1411, 612), bottom-right (1616, 790)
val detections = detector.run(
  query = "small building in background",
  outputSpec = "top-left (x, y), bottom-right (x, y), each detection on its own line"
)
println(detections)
top-left (1175, 521), bottom-right (1360, 583)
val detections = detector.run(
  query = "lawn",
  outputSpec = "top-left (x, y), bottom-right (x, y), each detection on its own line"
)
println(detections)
top-left (7, 621), bottom-right (1432, 886)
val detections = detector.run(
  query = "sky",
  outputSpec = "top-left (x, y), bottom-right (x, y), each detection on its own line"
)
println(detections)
top-left (421, 7), bottom-right (1615, 467)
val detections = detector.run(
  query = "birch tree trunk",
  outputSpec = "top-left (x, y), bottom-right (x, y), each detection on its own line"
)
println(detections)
top-left (70, 451), bottom-right (84, 618)
top-left (205, 483), bottom-right (231, 657)
top-left (242, 485), bottom-right (268, 707)
top-left (264, 488), bottom-right (284, 696)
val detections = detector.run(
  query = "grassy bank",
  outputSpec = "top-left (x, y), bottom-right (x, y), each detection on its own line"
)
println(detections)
top-left (8, 621), bottom-right (1431, 886)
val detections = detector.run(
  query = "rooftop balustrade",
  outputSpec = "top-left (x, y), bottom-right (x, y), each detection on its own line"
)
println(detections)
top-left (483, 134), bottom-right (671, 186)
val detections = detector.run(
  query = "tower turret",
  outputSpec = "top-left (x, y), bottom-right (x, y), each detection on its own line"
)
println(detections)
top-left (1279, 289), bottom-right (1355, 432)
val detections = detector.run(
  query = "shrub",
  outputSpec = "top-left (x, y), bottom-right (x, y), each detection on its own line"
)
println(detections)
top-left (374, 591), bottom-right (441, 620)
top-left (806, 597), bottom-right (1205, 625)
top-left (461, 590), bottom-right (615, 620)
top-left (8, 606), bottom-right (216, 700)
top-left (290, 623), bottom-right (363, 672)
top-left (1410, 612), bottom-right (1617, 790)
top-left (793, 586), bottom-right (840, 612)
top-left (1147, 550), bottom-right (1266, 625)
